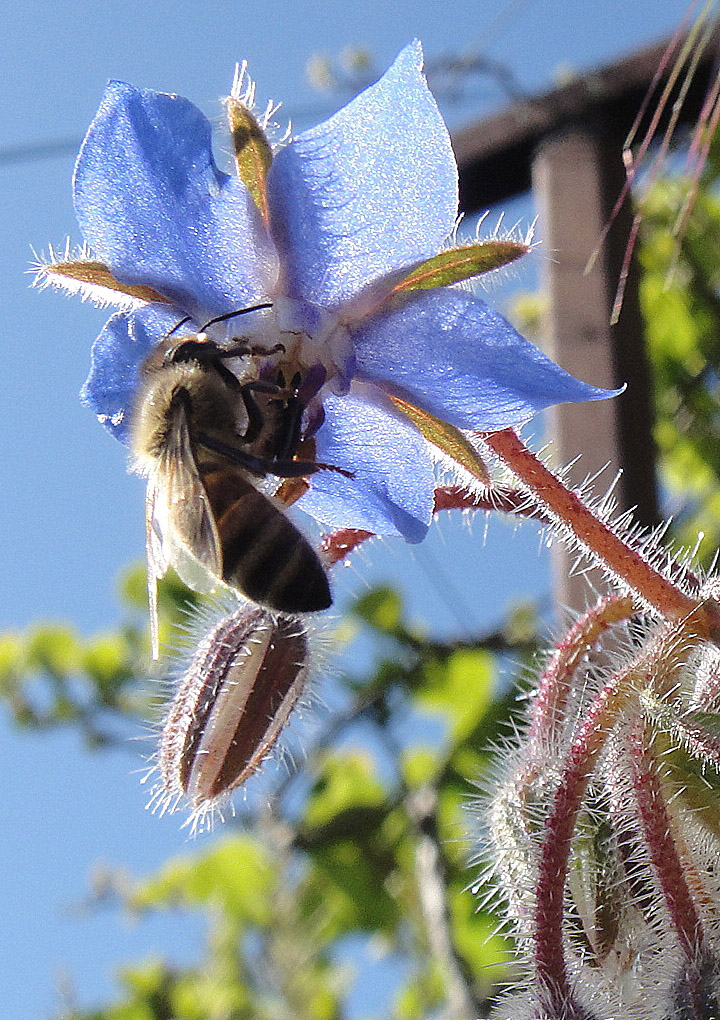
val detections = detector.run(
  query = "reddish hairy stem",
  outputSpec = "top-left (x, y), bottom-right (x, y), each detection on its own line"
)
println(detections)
top-left (432, 483), bottom-right (551, 521)
top-left (481, 430), bottom-right (720, 635)
top-left (528, 594), bottom-right (635, 743)
top-left (320, 528), bottom-right (374, 566)
top-left (534, 669), bottom-right (630, 1014)
top-left (534, 624), bottom-right (703, 1014)
top-left (320, 483), bottom-right (550, 566)
top-left (629, 717), bottom-right (705, 960)
top-left (672, 718), bottom-right (720, 768)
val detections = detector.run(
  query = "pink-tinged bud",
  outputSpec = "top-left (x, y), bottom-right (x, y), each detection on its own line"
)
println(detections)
top-left (490, 989), bottom-right (601, 1020)
top-left (668, 952), bottom-right (720, 1020)
top-left (148, 602), bottom-right (311, 829)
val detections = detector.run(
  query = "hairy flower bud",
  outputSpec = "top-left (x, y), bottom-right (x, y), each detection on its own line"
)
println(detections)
top-left (475, 589), bottom-right (720, 1019)
top-left (490, 989), bottom-right (602, 1020)
top-left (668, 952), bottom-right (720, 1020)
top-left (148, 601), bottom-right (312, 830)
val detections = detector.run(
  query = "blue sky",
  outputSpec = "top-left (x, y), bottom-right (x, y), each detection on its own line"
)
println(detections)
top-left (0, 2), bottom-right (688, 1017)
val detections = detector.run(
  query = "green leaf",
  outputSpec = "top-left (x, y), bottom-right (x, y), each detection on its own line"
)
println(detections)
top-left (118, 563), bottom-right (151, 611)
top-left (508, 291), bottom-right (547, 342)
top-left (171, 969), bottom-right (251, 1019)
top-left (129, 836), bottom-right (275, 924)
top-left (303, 839), bottom-right (400, 933)
top-left (298, 756), bottom-right (402, 938)
top-left (82, 634), bottom-right (130, 687)
top-left (303, 753), bottom-right (386, 833)
top-left (0, 632), bottom-right (22, 688)
top-left (353, 587), bottom-right (404, 632)
top-left (25, 623), bottom-right (81, 674)
top-left (394, 962), bottom-right (444, 1019)
top-left (435, 783), bottom-right (473, 868)
top-left (401, 746), bottom-right (443, 788)
top-left (306, 985), bottom-right (340, 1020)
top-left (448, 744), bottom-right (486, 782)
top-left (449, 880), bottom-right (512, 982)
top-left (120, 563), bottom-right (200, 617)
top-left (416, 648), bottom-right (495, 746)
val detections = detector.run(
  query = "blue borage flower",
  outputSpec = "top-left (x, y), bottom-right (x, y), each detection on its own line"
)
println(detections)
top-left (41, 42), bottom-right (617, 542)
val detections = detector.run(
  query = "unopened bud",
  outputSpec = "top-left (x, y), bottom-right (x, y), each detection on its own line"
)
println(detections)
top-left (668, 952), bottom-right (720, 1020)
top-left (149, 602), bottom-right (311, 829)
top-left (490, 990), bottom-right (601, 1020)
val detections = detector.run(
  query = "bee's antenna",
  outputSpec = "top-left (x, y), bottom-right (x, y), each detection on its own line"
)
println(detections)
top-left (164, 316), bottom-right (192, 340)
top-left (200, 302), bottom-right (273, 332)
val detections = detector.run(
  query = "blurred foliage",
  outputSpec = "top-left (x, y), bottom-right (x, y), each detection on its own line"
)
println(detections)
top-left (0, 563), bottom-right (538, 1020)
top-left (0, 564), bottom-right (200, 748)
top-left (636, 140), bottom-right (720, 566)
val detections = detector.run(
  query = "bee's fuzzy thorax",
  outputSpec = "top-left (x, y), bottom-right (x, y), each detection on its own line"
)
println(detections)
top-left (130, 360), bottom-right (238, 469)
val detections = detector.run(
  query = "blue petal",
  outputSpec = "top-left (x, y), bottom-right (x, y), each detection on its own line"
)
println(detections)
top-left (81, 304), bottom-right (186, 444)
top-left (74, 81), bottom-right (277, 322)
top-left (297, 388), bottom-right (435, 540)
top-left (352, 289), bottom-right (622, 431)
top-left (267, 41), bottom-right (457, 308)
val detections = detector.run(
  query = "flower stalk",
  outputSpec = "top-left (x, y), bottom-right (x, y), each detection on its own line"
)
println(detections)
top-left (481, 428), bottom-right (716, 629)
top-left (628, 717), bottom-right (705, 961)
top-left (533, 663), bottom-right (637, 1015)
top-left (527, 593), bottom-right (635, 744)
top-left (483, 506), bottom-right (720, 1019)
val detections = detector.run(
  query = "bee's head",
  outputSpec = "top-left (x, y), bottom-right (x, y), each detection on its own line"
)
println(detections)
top-left (139, 334), bottom-right (223, 376)
top-left (163, 334), bottom-right (222, 368)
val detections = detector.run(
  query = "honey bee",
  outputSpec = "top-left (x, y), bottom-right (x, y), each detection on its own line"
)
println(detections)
top-left (131, 307), bottom-right (338, 657)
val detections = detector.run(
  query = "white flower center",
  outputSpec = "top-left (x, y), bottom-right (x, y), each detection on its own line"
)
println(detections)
top-left (264, 296), bottom-right (354, 396)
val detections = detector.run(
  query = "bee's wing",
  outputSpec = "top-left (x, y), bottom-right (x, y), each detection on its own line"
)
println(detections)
top-left (145, 482), bottom-right (168, 661)
top-left (166, 450), bottom-right (222, 568)
top-left (146, 480), bottom-right (171, 577)
top-left (144, 407), bottom-right (223, 658)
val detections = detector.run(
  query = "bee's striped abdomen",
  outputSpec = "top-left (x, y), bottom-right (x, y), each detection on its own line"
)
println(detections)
top-left (210, 473), bottom-right (331, 613)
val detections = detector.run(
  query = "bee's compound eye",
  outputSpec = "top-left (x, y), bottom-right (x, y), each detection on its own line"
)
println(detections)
top-left (168, 336), bottom-right (216, 365)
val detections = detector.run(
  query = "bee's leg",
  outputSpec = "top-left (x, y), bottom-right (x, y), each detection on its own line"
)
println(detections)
top-left (241, 446), bottom-right (354, 481)
top-left (170, 338), bottom-right (284, 367)
top-left (237, 380), bottom-right (283, 444)
top-left (269, 391), bottom-right (304, 461)
top-left (195, 432), bottom-right (282, 473)
top-left (273, 458), bottom-right (355, 479)
top-left (217, 341), bottom-right (285, 360)
top-left (195, 431), bottom-right (354, 479)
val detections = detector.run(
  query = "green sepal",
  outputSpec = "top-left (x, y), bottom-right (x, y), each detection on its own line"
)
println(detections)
top-left (392, 240), bottom-right (530, 293)
top-left (388, 395), bottom-right (490, 484)
top-left (225, 97), bottom-right (273, 224)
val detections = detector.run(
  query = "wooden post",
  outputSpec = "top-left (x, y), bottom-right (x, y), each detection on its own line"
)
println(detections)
top-left (451, 30), bottom-right (716, 609)
top-left (532, 123), bottom-right (658, 611)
